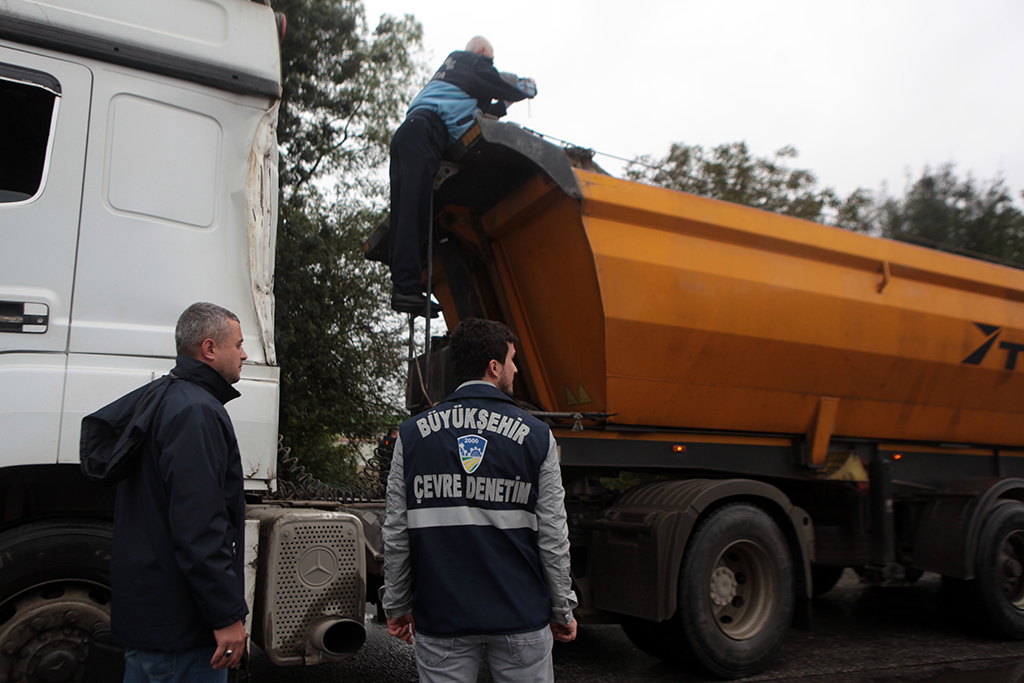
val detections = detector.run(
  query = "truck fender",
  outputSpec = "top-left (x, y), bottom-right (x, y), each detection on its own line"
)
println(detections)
top-left (586, 478), bottom-right (814, 623)
top-left (911, 477), bottom-right (1024, 579)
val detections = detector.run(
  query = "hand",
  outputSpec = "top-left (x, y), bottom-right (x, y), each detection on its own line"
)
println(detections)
top-left (550, 618), bottom-right (577, 643)
top-left (387, 613), bottom-right (415, 644)
top-left (211, 620), bottom-right (247, 669)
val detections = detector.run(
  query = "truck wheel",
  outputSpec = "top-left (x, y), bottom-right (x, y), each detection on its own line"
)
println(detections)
top-left (974, 500), bottom-right (1024, 638)
top-left (0, 519), bottom-right (114, 683)
top-left (677, 503), bottom-right (793, 679)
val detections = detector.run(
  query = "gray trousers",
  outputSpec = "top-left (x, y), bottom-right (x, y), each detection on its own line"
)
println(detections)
top-left (414, 626), bottom-right (553, 683)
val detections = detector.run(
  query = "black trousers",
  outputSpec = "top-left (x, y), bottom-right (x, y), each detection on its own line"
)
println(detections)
top-left (388, 109), bottom-right (449, 296)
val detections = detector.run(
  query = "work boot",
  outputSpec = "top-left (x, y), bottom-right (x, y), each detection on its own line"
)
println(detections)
top-left (391, 291), bottom-right (443, 318)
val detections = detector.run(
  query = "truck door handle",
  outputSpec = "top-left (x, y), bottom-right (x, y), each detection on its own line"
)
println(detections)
top-left (0, 301), bottom-right (49, 333)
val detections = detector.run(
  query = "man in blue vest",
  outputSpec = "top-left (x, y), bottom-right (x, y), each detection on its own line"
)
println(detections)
top-left (381, 317), bottom-right (577, 682)
top-left (388, 37), bottom-right (536, 316)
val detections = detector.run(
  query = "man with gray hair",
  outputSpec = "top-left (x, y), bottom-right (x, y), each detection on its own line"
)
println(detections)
top-left (388, 36), bottom-right (536, 316)
top-left (96, 302), bottom-right (250, 681)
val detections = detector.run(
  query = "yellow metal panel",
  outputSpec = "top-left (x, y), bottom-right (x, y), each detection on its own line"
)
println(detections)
top-left (572, 170), bottom-right (1024, 446)
top-left (475, 177), bottom-right (607, 414)
top-left (554, 429), bottom-right (792, 448)
top-left (439, 163), bottom-right (1024, 448)
top-left (809, 397), bottom-right (840, 466)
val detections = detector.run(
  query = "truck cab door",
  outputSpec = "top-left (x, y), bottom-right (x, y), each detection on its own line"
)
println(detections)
top-left (0, 48), bottom-right (92, 464)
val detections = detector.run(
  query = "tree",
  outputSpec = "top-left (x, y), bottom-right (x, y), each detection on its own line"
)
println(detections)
top-left (627, 142), bottom-right (1024, 269)
top-left (876, 165), bottom-right (1024, 267)
top-left (273, 0), bottom-right (424, 484)
top-left (626, 141), bottom-right (843, 223)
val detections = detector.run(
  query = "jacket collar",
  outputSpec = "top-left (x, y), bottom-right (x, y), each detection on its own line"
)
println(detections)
top-left (446, 380), bottom-right (517, 406)
top-left (171, 355), bottom-right (241, 405)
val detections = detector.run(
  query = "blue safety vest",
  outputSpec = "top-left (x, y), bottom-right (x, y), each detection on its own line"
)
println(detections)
top-left (398, 381), bottom-right (552, 636)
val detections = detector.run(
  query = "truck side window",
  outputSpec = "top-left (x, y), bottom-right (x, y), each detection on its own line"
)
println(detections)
top-left (0, 64), bottom-right (61, 204)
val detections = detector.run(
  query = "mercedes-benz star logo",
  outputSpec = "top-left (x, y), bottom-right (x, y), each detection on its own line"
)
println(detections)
top-left (297, 546), bottom-right (338, 587)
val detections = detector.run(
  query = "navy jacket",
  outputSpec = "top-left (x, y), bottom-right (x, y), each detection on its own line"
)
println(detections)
top-left (407, 50), bottom-right (533, 141)
top-left (104, 356), bottom-right (248, 652)
top-left (388, 382), bottom-right (556, 636)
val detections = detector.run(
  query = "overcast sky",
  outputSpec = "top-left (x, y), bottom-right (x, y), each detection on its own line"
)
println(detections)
top-left (360, 0), bottom-right (1024, 203)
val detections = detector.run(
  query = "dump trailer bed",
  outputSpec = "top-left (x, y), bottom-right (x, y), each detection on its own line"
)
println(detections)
top-left (364, 119), bottom-right (1024, 679)
top-left (368, 119), bottom-right (1024, 457)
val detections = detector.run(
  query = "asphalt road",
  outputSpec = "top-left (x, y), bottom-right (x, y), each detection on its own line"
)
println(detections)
top-left (249, 571), bottom-right (1024, 682)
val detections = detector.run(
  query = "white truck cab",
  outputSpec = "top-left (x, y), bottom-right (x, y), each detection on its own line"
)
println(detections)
top-left (0, 2), bottom-right (366, 680)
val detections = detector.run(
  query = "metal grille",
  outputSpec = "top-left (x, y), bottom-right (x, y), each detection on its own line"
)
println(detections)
top-left (266, 516), bottom-right (362, 656)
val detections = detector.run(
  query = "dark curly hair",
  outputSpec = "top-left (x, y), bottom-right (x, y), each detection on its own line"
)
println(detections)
top-left (449, 318), bottom-right (519, 383)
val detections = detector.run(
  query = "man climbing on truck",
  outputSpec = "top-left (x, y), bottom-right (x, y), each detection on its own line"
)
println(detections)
top-left (388, 37), bottom-right (536, 316)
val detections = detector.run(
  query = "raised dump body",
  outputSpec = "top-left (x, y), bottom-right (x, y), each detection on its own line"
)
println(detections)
top-left (372, 119), bottom-right (1024, 454)
top-left (366, 119), bottom-right (1024, 679)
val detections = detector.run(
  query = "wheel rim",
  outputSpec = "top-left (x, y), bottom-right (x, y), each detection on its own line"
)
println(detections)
top-left (998, 528), bottom-right (1024, 609)
top-left (0, 582), bottom-right (111, 683)
top-left (708, 539), bottom-right (776, 640)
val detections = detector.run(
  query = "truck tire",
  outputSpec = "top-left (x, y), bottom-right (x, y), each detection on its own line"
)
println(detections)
top-left (0, 519), bottom-right (114, 683)
top-left (974, 500), bottom-right (1024, 638)
top-left (677, 503), bottom-right (793, 679)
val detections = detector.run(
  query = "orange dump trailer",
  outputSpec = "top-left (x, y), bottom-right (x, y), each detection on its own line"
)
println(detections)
top-left (365, 119), bottom-right (1024, 678)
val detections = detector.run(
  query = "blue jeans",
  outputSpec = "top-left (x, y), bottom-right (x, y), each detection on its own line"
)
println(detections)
top-left (123, 647), bottom-right (226, 683)
top-left (414, 626), bottom-right (553, 683)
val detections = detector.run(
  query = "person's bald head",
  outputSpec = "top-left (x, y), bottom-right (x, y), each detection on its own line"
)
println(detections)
top-left (465, 36), bottom-right (494, 59)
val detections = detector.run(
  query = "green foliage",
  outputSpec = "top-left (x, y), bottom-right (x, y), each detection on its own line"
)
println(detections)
top-left (274, 0), bottom-right (424, 484)
top-left (276, 0), bottom-right (424, 197)
top-left (628, 141), bottom-right (1024, 269)
top-left (876, 165), bottom-right (1024, 267)
top-left (626, 141), bottom-right (841, 223)
top-left (829, 187), bottom-right (879, 234)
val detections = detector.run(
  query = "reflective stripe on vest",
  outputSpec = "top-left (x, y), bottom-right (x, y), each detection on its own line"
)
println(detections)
top-left (407, 506), bottom-right (538, 531)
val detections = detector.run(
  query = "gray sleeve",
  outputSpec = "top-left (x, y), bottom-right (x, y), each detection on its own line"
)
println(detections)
top-left (381, 435), bottom-right (413, 618)
top-left (536, 431), bottom-right (578, 624)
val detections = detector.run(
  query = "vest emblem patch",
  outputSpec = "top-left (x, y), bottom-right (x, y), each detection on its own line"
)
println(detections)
top-left (458, 434), bottom-right (487, 474)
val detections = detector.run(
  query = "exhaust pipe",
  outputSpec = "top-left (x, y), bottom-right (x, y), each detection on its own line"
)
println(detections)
top-left (308, 617), bottom-right (367, 657)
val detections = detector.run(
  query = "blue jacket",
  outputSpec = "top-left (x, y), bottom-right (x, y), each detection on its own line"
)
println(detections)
top-left (408, 50), bottom-right (533, 142)
top-left (102, 356), bottom-right (248, 652)
top-left (382, 381), bottom-right (575, 637)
